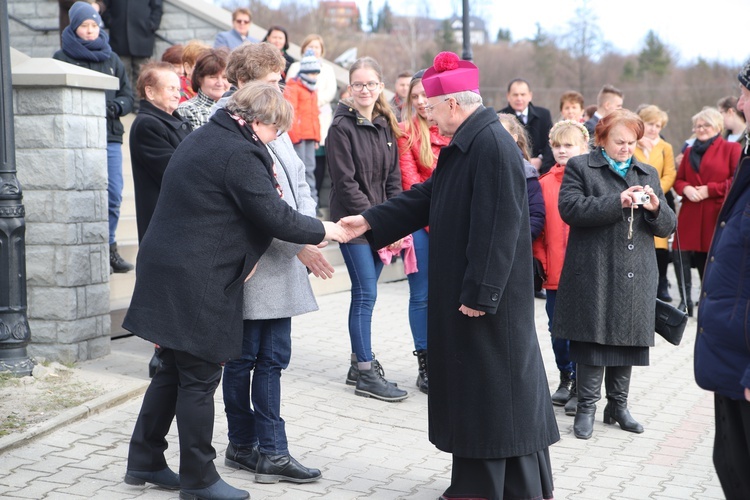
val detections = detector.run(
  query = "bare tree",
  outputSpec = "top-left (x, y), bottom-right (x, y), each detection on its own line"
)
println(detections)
top-left (560, 0), bottom-right (609, 93)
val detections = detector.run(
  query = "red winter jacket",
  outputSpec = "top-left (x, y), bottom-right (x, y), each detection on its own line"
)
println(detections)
top-left (284, 77), bottom-right (320, 144)
top-left (674, 137), bottom-right (740, 252)
top-left (532, 164), bottom-right (569, 290)
top-left (397, 120), bottom-right (450, 190)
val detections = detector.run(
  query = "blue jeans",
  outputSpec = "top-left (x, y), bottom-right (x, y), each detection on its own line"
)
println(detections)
top-left (405, 228), bottom-right (428, 351)
top-left (545, 290), bottom-right (574, 377)
top-left (340, 242), bottom-right (383, 362)
top-left (222, 318), bottom-right (292, 455)
top-left (106, 142), bottom-right (123, 245)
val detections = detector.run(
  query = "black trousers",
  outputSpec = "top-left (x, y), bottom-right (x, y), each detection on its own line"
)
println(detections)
top-left (714, 393), bottom-right (750, 500)
top-left (127, 348), bottom-right (223, 489)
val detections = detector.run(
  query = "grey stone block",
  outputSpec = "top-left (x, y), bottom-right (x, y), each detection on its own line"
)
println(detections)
top-left (54, 190), bottom-right (100, 223)
top-left (24, 190), bottom-right (55, 223)
top-left (28, 286), bottom-right (78, 321)
top-left (27, 319), bottom-right (58, 343)
top-left (15, 88), bottom-right (69, 115)
top-left (27, 222), bottom-right (78, 245)
top-left (83, 282), bottom-right (110, 317)
top-left (16, 148), bottom-right (76, 190)
top-left (193, 29), bottom-right (220, 41)
top-left (87, 245), bottom-right (109, 284)
top-left (77, 148), bottom-right (108, 190)
top-left (62, 115), bottom-right (89, 148)
top-left (26, 245), bottom-right (56, 286)
top-left (57, 245), bottom-right (93, 287)
top-left (81, 90), bottom-right (106, 117)
top-left (80, 222), bottom-right (107, 244)
top-left (56, 316), bottom-right (99, 344)
top-left (85, 117), bottom-right (107, 150)
top-left (86, 334), bottom-right (111, 360)
top-left (8, 1), bottom-right (35, 16)
top-left (14, 114), bottom-right (61, 149)
top-left (28, 343), bottom-right (78, 364)
top-left (161, 12), bottom-right (190, 30)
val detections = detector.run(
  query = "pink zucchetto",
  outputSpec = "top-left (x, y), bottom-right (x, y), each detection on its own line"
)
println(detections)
top-left (421, 52), bottom-right (480, 98)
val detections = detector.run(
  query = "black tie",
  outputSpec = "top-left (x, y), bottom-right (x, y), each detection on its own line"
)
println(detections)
top-left (518, 113), bottom-right (527, 125)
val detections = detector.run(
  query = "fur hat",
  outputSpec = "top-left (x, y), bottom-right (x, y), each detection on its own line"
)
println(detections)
top-left (68, 1), bottom-right (102, 32)
top-left (421, 52), bottom-right (479, 98)
top-left (298, 49), bottom-right (321, 74)
top-left (739, 60), bottom-right (750, 91)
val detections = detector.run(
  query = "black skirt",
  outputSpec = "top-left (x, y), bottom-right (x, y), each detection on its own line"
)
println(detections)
top-left (441, 448), bottom-right (554, 500)
top-left (569, 340), bottom-right (649, 366)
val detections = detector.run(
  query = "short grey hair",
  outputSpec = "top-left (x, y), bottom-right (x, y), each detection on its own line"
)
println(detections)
top-left (225, 81), bottom-right (293, 133)
top-left (447, 90), bottom-right (483, 108)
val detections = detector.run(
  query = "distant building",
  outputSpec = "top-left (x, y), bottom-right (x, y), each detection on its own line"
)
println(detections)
top-left (448, 15), bottom-right (488, 45)
top-left (319, 1), bottom-right (361, 29)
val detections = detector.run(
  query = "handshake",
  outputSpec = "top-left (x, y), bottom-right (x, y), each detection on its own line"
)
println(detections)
top-left (322, 215), bottom-right (370, 243)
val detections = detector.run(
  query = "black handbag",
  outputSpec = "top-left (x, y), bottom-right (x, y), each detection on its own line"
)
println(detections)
top-left (655, 298), bottom-right (687, 345)
top-left (654, 231), bottom-right (688, 346)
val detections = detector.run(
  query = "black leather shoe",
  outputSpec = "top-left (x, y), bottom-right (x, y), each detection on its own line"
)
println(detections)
top-left (224, 441), bottom-right (260, 472)
top-left (574, 409), bottom-right (595, 439)
top-left (179, 478), bottom-right (249, 500)
top-left (255, 453), bottom-right (322, 484)
top-left (124, 467), bottom-right (180, 490)
top-left (110, 242), bottom-right (134, 273)
top-left (603, 402), bottom-right (644, 433)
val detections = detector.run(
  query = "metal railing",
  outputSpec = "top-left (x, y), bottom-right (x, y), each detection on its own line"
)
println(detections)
top-left (8, 14), bottom-right (175, 44)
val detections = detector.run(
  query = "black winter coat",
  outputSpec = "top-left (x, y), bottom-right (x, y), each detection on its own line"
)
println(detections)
top-left (102, 0), bottom-right (163, 58)
top-left (52, 49), bottom-right (133, 143)
top-left (499, 102), bottom-right (555, 173)
top-left (123, 111), bottom-right (325, 363)
top-left (129, 99), bottom-right (191, 242)
top-left (362, 107), bottom-right (559, 458)
top-left (326, 100), bottom-right (401, 244)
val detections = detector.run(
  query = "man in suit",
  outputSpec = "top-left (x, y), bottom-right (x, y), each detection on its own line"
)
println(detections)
top-left (214, 7), bottom-right (259, 51)
top-left (584, 84), bottom-right (624, 140)
top-left (102, 0), bottom-right (163, 96)
top-left (499, 78), bottom-right (555, 173)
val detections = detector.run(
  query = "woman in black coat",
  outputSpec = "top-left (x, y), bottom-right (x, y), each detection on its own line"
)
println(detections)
top-left (553, 110), bottom-right (676, 440)
top-left (129, 61), bottom-right (191, 242)
top-left (123, 82), bottom-right (345, 500)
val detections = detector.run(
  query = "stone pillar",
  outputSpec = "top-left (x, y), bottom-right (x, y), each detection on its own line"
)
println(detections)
top-left (11, 49), bottom-right (118, 363)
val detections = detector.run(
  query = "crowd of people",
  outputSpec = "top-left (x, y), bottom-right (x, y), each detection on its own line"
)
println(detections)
top-left (53, 2), bottom-right (750, 499)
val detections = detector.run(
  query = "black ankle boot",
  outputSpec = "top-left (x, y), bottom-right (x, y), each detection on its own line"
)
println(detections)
top-left (564, 379), bottom-right (577, 416)
top-left (355, 364), bottom-right (408, 401)
top-left (346, 357), bottom-right (391, 386)
top-left (254, 453), bottom-right (322, 484)
top-left (110, 242), bottom-right (134, 273)
top-left (657, 276), bottom-right (672, 302)
top-left (224, 441), bottom-right (260, 472)
top-left (574, 364), bottom-right (603, 439)
top-left (674, 251), bottom-right (693, 316)
top-left (414, 350), bottom-right (428, 394)
top-left (603, 366), bottom-right (644, 433)
top-left (551, 371), bottom-right (572, 406)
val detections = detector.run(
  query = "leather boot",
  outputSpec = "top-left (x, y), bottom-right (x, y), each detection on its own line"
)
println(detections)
top-left (603, 366), bottom-right (644, 433)
top-left (355, 364), bottom-right (408, 402)
top-left (657, 276), bottom-right (672, 302)
top-left (346, 357), bottom-right (392, 386)
top-left (564, 378), bottom-right (577, 416)
top-left (574, 364), bottom-right (603, 439)
top-left (551, 370), bottom-right (572, 406)
top-left (254, 453), bottom-right (322, 484)
top-left (179, 478), bottom-right (249, 500)
top-left (224, 442), bottom-right (260, 472)
top-left (110, 242), bottom-right (134, 273)
top-left (674, 250), bottom-right (693, 316)
top-left (414, 350), bottom-right (428, 394)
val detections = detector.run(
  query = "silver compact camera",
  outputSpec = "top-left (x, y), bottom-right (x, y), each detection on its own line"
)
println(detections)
top-left (633, 191), bottom-right (650, 205)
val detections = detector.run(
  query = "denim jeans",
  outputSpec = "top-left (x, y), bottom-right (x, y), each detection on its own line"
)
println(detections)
top-left (545, 289), bottom-right (574, 376)
top-left (106, 142), bottom-right (123, 245)
top-left (340, 242), bottom-right (383, 362)
top-left (222, 318), bottom-right (292, 455)
top-left (405, 228), bottom-right (429, 351)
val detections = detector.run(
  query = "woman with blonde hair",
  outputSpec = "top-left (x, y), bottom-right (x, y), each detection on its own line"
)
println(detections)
top-left (673, 107), bottom-right (741, 314)
top-left (327, 56), bottom-right (406, 401)
top-left (179, 40), bottom-right (210, 103)
top-left (634, 104), bottom-right (677, 302)
top-left (396, 69), bottom-right (450, 393)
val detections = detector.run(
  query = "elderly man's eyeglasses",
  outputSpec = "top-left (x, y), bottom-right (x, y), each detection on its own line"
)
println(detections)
top-left (424, 98), bottom-right (451, 113)
top-left (350, 81), bottom-right (380, 92)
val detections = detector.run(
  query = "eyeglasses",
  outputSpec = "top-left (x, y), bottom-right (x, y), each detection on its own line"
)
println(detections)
top-left (234, 19), bottom-right (250, 24)
top-left (693, 123), bottom-right (713, 131)
top-left (350, 81), bottom-right (380, 92)
top-left (424, 97), bottom-right (451, 113)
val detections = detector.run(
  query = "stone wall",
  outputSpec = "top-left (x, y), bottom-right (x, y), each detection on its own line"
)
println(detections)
top-left (12, 51), bottom-right (117, 363)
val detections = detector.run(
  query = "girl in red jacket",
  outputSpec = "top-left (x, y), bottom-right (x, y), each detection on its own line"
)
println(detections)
top-left (284, 49), bottom-right (321, 205)
top-left (532, 120), bottom-right (590, 416)
top-left (397, 70), bottom-right (450, 394)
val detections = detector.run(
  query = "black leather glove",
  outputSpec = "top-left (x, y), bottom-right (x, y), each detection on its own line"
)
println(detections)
top-left (106, 101), bottom-right (121, 120)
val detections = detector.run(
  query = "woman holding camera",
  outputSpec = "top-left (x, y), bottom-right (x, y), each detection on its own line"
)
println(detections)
top-left (552, 110), bottom-right (676, 440)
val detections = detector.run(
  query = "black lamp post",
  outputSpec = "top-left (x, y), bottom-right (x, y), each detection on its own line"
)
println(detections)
top-left (461, 0), bottom-right (472, 61)
top-left (0, 0), bottom-right (34, 376)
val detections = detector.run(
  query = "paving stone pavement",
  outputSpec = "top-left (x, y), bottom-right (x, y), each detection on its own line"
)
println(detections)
top-left (0, 277), bottom-right (723, 499)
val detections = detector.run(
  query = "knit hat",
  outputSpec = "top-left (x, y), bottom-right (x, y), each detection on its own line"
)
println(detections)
top-left (68, 1), bottom-right (102, 31)
top-left (739, 59), bottom-right (750, 91)
top-left (422, 52), bottom-right (479, 98)
top-left (298, 49), bottom-right (321, 74)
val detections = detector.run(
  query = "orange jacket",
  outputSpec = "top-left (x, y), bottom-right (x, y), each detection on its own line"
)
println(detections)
top-left (284, 77), bottom-right (320, 144)
top-left (532, 163), bottom-right (569, 290)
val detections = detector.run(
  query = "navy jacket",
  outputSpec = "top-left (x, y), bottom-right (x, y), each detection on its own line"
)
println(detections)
top-left (499, 102), bottom-right (555, 174)
top-left (694, 157), bottom-right (750, 400)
